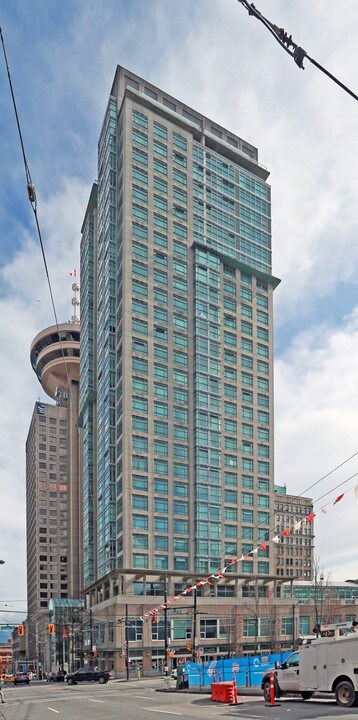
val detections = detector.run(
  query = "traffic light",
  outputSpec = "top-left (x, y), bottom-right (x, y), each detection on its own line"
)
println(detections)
top-left (18, 624), bottom-right (24, 636)
top-left (48, 623), bottom-right (55, 635)
top-left (186, 641), bottom-right (191, 652)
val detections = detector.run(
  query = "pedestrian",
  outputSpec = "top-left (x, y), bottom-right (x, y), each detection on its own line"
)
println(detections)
top-left (0, 675), bottom-right (4, 703)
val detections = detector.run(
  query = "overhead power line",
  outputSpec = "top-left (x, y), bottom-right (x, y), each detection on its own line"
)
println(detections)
top-left (237, 0), bottom-right (358, 102)
top-left (0, 26), bottom-right (78, 420)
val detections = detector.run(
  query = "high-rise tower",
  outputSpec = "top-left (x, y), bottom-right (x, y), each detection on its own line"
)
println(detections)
top-left (26, 286), bottom-right (82, 662)
top-left (80, 66), bottom-right (280, 594)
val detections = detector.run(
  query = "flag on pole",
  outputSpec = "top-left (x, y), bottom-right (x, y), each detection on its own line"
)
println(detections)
top-left (70, 268), bottom-right (77, 277)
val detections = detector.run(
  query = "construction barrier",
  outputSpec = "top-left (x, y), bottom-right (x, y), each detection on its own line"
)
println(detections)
top-left (185, 650), bottom-right (291, 688)
top-left (211, 681), bottom-right (238, 704)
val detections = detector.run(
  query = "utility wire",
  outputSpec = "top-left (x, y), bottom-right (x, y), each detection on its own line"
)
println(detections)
top-left (237, 1), bottom-right (358, 102)
top-left (0, 28), bottom-right (78, 424)
top-left (313, 471), bottom-right (358, 506)
top-left (231, 449), bottom-right (358, 561)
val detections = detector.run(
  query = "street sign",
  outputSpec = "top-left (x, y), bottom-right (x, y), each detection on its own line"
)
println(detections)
top-left (0, 625), bottom-right (17, 630)
top-left (207, 660), bottom-right (217, 677)
top-left (232, 662), bottom-right (240, 673)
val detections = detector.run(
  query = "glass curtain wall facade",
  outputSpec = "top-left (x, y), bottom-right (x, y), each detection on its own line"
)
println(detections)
top-left (80, 66), bottom-right (280, 587)
top-left (80, 186), bottom-right (98, 587)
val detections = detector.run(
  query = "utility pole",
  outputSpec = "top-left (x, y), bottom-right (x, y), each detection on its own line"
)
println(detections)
top-left (125, 604), bottom-right (130, 681)
top-left (192, 588), bottom-right (198, 663)
top-left (89, 609), bottom-right (93, 666)
top-left (164, 573), bottom-right (168, 669)
top-left (292, 601), bottom-right (300, 651)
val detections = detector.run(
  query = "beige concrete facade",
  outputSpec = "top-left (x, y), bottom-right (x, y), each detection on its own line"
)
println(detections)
top-left (274, 487), bottom-right (314, 580)
top-left (81, 570), bottom-right (358, 673)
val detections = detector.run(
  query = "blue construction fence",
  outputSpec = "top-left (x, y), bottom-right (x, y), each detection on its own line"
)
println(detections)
top-left (183, 651), bottom-right (291, 688)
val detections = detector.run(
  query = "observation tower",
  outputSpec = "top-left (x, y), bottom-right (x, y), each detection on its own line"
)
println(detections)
top-left (30, 283), bottom-right (80, 402)
top-left (27, 281), bottom-right (83, 635)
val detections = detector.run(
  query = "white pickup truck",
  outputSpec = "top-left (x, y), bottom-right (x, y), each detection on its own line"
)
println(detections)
top-left (261, 622), bottom-right (358, 708)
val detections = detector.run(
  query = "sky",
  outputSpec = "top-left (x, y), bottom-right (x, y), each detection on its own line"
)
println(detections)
top-left (1, 0), bottom-right (358, 623)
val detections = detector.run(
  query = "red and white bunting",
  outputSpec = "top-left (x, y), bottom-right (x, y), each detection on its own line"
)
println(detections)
top-left (333, 493), bottom-right (344, 505)
top-left (140, 483), bottom-right (358, 622)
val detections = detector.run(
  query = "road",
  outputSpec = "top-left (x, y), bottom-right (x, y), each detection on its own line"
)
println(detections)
top-left (0, 679), bottom-right (357, 720)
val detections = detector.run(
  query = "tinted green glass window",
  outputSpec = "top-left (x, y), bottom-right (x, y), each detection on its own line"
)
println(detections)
top-left (154, 140), bottom-right (167, 157)
top-left (132, 396), bottom-right (148, 413)
top-left (153, 288), bottom-right (167, 304)
top-left (132, 417), bottom-right (148, 433)
top-left (133, 148), bottom-right (147, 165)
top-left (133, 495), bottom-right (148, 510)
top-left (132, 357), bottom-right (148, 373)
top-left (133, 514), bottom-right (148, 530)
top-left (173, 132), bottom-right (187, 150)
top-left (132, 299), bottom-right (147, 316)
top-left (132, 129), bottom-right (148, 147)
top-left (173, 168), bottom-right (187, 185)
top-left (133, 110), bottom-right (147, 128)
top-left (132, 240), bottom-right (148, 259)
top-left (132, 166), bottom-right (148, 184)
top-left (132, 279), bottom-right (148, 297)
top-left (154, 421), bottom-right (168, 437)
top-left (153, 122), bottom-right (167, 139)
top-left (154, 403), bottom-right (168, 418)
top-left (154, 383), bottom-right (168, 399)
top-left (154, 195), bottom-right (168, 213)
top-left (154, 176), bottom-right (167, 194)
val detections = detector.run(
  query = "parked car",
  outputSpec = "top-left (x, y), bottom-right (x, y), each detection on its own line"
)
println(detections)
top-left (65, 667), bottom-right (109, 685)
top-left (13, 672), bottom-right (30, 685)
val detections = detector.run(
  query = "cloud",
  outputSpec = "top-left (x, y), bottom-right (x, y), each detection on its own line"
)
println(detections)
top-left (275, 308), bottom-right (358, 577)
top-left (0, 175), bottom-right (88, 604)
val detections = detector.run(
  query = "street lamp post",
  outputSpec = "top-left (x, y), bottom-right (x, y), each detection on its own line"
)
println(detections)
top-left (192, 588), bottom-right (198, 663)
top-left (125, 604), bottom-right (130, 681)
top-left (163, 574), bottom-right (168, 670)
top-left (292, 602), bottom-right (301, 650)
